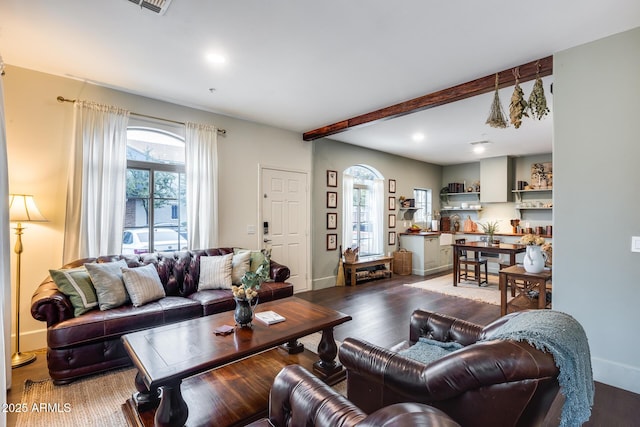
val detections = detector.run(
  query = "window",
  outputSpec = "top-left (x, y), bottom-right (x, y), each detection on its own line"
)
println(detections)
top-left (124, 127), bottom-right (188, 254)
top-left (413, 188), bottom-right (432, 227)
top-left (344, 165), bottom-right (384, 256)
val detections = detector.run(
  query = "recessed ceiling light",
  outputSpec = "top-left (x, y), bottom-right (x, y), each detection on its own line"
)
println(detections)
top-left (473, 145), bottom-right (486, 154)
top-left (206, 53), bottom-right (226, 65)
top-left (470, 140), bottom-right (490, 154)
top-left (412, 132), bottom-right (425, 142)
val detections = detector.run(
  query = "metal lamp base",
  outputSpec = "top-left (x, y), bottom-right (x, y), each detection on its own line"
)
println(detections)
top-left (11, 351), bottom-right (36, 368)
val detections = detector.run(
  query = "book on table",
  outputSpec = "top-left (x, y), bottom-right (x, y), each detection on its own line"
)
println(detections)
top-left (254, 310), bottom-right (286, 325)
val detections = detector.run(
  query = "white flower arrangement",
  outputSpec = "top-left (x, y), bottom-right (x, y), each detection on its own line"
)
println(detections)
top-left (520, 234), bottom-right (545, 246)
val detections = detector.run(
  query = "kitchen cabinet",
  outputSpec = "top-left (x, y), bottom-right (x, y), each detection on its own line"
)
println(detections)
top-left (399, 233), bottom-right (452, 275)
top-left (480, 156), bottom-right (514, 203)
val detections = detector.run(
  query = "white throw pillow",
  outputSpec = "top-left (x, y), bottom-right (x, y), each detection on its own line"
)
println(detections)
top-left (198, 253), bottom-right (233, 290)
top-left (121, 263), bottom-right (166, 307)
top-left (232, 250), bottom-right (251, 285)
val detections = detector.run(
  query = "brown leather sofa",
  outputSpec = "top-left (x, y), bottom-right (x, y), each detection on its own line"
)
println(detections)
top-left (339, 310), bottom-right (561, 427)
top-left (31, 248), bottom-right (292, 384)
top-left (247, 365), bottom-right (461, 427)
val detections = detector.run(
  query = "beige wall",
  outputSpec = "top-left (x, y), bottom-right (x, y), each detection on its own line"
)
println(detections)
top-left (4, 65), bottom-right (312, 351)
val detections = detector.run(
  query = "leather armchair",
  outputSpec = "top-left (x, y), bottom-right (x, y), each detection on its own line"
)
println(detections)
top-left (247, 364), bottom-right (460, 427)
top-left (339, 310), bottom-right (560, 427)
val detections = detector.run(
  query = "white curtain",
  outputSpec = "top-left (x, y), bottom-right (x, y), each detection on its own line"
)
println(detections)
top-left (342, 174), bottom-right (354, 252)
top-left (185, 122), bottom-right (218, 249)
top-left (370, 178), bottom-right (384, 255)
top-left (1, 56), bottom-right (11, 412)
top-left (63, 101), bottom-right (129, 262)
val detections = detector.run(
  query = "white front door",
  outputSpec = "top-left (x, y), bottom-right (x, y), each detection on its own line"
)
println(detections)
top-left (261, 167), bottom-right (309, 293)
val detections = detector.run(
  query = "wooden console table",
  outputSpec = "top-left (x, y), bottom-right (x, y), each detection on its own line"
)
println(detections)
top-left (342, 255), bottom-right (393, 286)
top-left (499, 265), bottom-right (552, 316)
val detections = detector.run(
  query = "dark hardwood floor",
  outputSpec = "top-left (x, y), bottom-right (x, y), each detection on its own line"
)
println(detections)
top-left (6, 272), bottom-right (640, 426)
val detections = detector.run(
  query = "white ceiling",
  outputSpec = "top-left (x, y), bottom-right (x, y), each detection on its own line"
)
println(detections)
top-left (1, 1), bottom-right (639, 165)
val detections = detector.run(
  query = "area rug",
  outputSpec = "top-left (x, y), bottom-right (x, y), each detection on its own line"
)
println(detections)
top-left (404, 273), bottom-right (512, 306)
top-left (16, 333), bottom-right (342, 426)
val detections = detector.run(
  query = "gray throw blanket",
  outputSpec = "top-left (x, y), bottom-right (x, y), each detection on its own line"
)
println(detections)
top-left (482, 310), bottom-right (594, 427)
top-left (398, 337), bottom-right (463, 365)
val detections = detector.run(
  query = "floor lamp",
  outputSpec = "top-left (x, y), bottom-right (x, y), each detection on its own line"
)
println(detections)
top-left (9, 194), bottom-right (47, 368)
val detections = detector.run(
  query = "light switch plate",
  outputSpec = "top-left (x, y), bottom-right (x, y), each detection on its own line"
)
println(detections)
top-left (247, 225), bottom-right (256, 235)
top-left (632, 236), bottom-right (640, 252)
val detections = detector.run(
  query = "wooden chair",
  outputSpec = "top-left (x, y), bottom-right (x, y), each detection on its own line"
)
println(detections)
top-left (455, 238), bottom-right (488, 286)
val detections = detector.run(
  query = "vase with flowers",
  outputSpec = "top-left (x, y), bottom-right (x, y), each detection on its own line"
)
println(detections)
top-left (232, 251), bottom-right (271, 327)
top-left (520, 234), bottom-right (547, 273)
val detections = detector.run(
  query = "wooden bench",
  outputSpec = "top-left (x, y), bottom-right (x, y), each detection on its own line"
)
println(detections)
top-left (342, 255), bottom-right (394, 286)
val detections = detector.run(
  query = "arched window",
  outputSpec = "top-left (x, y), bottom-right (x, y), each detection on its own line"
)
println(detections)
top-left (343, 165), bottom-right (384, 256)
top-left (123, 127), bottom-right (188, 254)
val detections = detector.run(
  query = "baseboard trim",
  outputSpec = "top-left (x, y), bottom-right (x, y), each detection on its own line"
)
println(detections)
top-left (592, 356), bottom-right (640, 394)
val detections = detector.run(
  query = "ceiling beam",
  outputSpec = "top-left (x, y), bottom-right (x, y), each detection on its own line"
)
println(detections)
top-left (303, 55), bottom-right (552, 141)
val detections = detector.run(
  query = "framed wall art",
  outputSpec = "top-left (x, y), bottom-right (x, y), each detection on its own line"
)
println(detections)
top-left (327, 233), bottom-right (338, 250)
top-left (388, 231), bottom-right (396, 246)
top-left (388, 214), bottom-right (396, 228)
top-left (388, 196), bottom-right (396, 210)
top-left (388, 179), bottom-right (396, 193)
top-left (327, 212), bottom-right (337, 229)
top-left (327, 191), bottom-right (337, 208)
top-left (327, 170), bottom-right (338, 187)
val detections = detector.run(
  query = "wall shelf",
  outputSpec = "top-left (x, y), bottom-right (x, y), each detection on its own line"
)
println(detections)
top-left (398, 207), bottom-right (420, 220)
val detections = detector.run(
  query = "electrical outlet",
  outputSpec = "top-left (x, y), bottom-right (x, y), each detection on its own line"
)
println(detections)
top-left (632, 236), bottom-right (640, 252)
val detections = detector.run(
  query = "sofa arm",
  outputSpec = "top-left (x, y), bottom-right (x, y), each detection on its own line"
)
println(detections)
top-left (267, 364), bottom-right (366, 427)
top-left (30, 278), bottom-right (74, 327)
top-left (409, 310), bottom-right (483, 346)
top-left (339, 337), bottom-right (559, 414)
top-left (269, 259), bottom-right (290, 282)
top-left (358, 403), bottom-right (460, 427)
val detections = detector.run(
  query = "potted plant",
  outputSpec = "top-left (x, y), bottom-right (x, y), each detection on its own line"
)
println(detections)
top-left (480, 221), bottom-right (499, 245)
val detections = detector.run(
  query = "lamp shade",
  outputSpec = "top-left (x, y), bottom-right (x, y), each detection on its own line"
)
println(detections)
top-left (9, 194), bottom-right (47, 222)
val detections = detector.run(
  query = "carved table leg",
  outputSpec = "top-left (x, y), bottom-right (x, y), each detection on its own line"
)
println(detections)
top-left (132, 371), bottom-right (160, 411)
top-left (280, 338), bottom-right (304, 354)
top-left (155, 380), bottom-right (189, 427)
top-left (313, 327), bottom-right (344, 382)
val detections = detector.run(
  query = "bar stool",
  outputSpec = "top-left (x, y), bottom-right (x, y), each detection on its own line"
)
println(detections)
top-left (455, 238), bottom-right (488, 286)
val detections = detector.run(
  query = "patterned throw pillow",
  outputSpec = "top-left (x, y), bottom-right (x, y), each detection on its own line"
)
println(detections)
top-left (231, 250), bottom-right (251, 285)
top-left (85, 260), bottom-right (130, 310)
top-left (121, 263), bottom-right (166, 307)
top-left (198, 253), bottom-right (233, 290)
top-left (49, 267), bottom-right (98, 317)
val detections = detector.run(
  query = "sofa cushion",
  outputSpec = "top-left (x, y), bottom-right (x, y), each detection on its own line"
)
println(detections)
top-left (47, 296), bottom-right (202, 348)
top-left (49, 267), bottom-right (98, 317)
top-left (122, 263), bottom-right (166, 307)
top-left (198, 253), bottom-right (233, 290)
top-left (189, 281), bottom-right (294, 316)
top-left (85, 260), bottom-right (130, 310)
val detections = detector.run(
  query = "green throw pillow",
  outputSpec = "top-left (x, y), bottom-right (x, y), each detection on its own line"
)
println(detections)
top-left (85, 260), bottom-right (130, 310)
top-left (250, 249), bottom-right (271, 273)
top-left (49, 267), bottom-right (98, 317)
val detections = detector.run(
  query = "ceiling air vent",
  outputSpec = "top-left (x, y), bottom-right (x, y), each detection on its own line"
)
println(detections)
top-left (128, 0), bottom-right (173, 15)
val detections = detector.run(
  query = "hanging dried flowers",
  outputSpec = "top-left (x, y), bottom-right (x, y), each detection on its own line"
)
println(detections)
top-left (509, 68), bottom-right (528, 128)
top-left (486, 73), bottom-right (508, 128)
top-left (528, 63), bottom-right (550, 120)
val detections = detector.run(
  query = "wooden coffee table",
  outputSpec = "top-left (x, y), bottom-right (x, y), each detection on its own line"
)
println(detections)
top-left (121, 297), bottom-right (351, 427)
